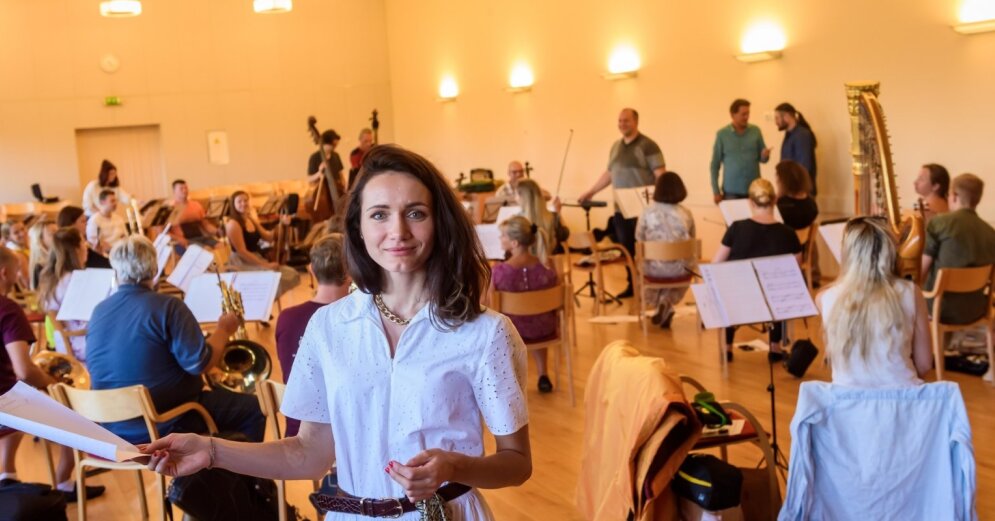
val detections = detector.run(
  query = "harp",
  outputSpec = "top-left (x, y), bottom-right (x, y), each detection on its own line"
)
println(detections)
top-left (846, 81), bottom-right (925, 281)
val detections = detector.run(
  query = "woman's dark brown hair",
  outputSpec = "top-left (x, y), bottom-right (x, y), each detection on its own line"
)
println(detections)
top-left (652, 171), bottom-right (688, 204)
top-left (775, 160), bottom-right (812, 195)
top-left (98, 159), bottom-right (119, 187)
top-left (345, 144), bottom-right (489, 329)
top-left (56, 206), bottom-right (85, 228)
top-left (38, 227), bottom-right (85, 306)
top-left (225, 190), bottom-right (250, 230)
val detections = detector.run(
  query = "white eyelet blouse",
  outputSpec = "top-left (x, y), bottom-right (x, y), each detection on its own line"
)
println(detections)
top-left (281, 291), bottom-right (529, 520)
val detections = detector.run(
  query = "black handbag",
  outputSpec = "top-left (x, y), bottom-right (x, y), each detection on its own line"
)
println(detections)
top-left (0, 482), bottom-right (68, 521)
top-left (167, 468), bottom-right (306, 521)
top-left (671, 454), bottom-right (743, 511)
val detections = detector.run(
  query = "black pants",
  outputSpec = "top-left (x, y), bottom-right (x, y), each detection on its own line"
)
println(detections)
top-left (725, 322), bottom-right (784, 346)
top-left (611, 212), bottom-right (637, 287)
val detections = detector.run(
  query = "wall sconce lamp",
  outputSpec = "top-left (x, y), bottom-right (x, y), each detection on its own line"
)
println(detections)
top-left (736, 21), bottom-right (786, 63)
top-left (603, 45), bottom-right (640, 80)
top-left (507, 64), bottom-right (534, 93)
top-left (99, 1), bottom-right (142, 17)
top-left (953, 19), bottom-right (995, 34)
top-left (254, 0), bottom-right (293, 13)
top-left (955, 0), bottom-right (995, 34)
top-left (438, 76), bottom-right (459, 101)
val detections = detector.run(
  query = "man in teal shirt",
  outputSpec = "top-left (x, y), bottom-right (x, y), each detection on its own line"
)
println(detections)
top-left (710, 99), bottom-right (771, 203)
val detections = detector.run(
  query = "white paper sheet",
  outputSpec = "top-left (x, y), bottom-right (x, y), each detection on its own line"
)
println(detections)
top-left (752, 255), bottom-right (818, 321)
top-left (614, 187), bottom-right (654, 219)
top-left (819, 221), bottom-right (846, 264)
top-left (718, 199), bottom-right (783, 226)
top-left (691, 283), bottom-right (726, 329)
top-left (700, 261), bottom-right (773, 326)
top-left (183, 271), bottom-right (280, 323)
top-left (153, 228), bottom-right (173, 282)
top-left (0, 382), bottom-right (142, 462)
top-left (55, 269), bottom-right (115, 322)
top-left (166, 244), bottom-right (214, 292)
top-left (474, 224), bottom-right (506, 260)
top-left (495, 206), bottom-right (521, 225)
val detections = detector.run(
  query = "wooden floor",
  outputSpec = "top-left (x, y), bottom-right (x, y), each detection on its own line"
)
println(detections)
top-left (15, 262), bottom-right (995, 520)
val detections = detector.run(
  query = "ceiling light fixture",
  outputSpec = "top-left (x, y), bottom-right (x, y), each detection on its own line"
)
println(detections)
top-left (253, 0), bottom-right (293, 14)
top-left (99, 1), bottom-right (142, 17)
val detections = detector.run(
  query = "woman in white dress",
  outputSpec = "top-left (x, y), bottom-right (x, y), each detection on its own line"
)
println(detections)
top-left (143, 145), bottom-right (532, 520)
top-left (81, 159), bottom-right (133, 216)
top-left (818, 216), bottom-right (933, 387)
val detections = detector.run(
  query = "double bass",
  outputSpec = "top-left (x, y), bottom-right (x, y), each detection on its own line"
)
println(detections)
top-left (304, 116), bottom-right (345, 223)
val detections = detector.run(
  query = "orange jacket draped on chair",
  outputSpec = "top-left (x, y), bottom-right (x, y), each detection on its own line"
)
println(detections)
top-left (577, 340), bottom-right (701, 521)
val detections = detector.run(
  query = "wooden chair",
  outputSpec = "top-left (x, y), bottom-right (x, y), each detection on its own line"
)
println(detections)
top-left (549, 254), bottom-right (577, 348)
top-left (258, 379), bottom-right (322, 521)
top-left (634, 238), bottom-right (700, 335)
top-left (795, 223), bottom-right (818, 292)
top-left (492, 284), bottom-right (575, 405)
top-left (50, 383), bottom-right (219, 521)
top-left (680, 375), bottom-right (781, 519)
top-left (922, 265), bottom-right (995, 382)
top-left (567, 231), bottom-right (636, 316)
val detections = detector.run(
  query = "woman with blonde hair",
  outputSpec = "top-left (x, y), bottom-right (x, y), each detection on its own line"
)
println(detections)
top-left (712, 178), bottom-right (801, 360)
top-left (37, 227), bottom-right (90, 362)
top-left (819, 217), bottom-right (932, 386)
top-left (492, 216), bottom-right (559, 392)
top-left (27, 218), bottom-right (57, 290)
top-left (516, 179), bottom-right (566, 260)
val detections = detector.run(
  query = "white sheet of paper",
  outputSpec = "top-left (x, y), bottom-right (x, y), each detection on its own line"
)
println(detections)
top-left (718, 199), bottom-right (783, 225)
top-left (819, 221), bottom-right (846, 264)
top-left (184, 271), bottom-right (280, 323)
top-left (153, 223), bottom-right (172, 249)
top-left (153, 239), bottom-right (172, 282)
top-left (691, 283), bottom-right (727, 329)
top-left (700, 261), bottom-right (773, 326)
top-left (752, 255), bottom-right (818, 321)
top-left (614, 187), bottom-right (654, 219)
top-left (495, 206), bottom-right (521, 225)
top-left (0, 382), bottom-right (142, 462)
top-left (55, 269), bottom-right (115, 322)
top-left (166, 244), bottom-right (214, 292)
top-left (474, 224), bottom-right (506, 260)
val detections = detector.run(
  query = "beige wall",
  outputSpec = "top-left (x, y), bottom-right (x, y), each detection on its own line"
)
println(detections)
top-left (383, 0), bottom-right (995, 255)
top-left (0, 0), bottom-right (393, 204)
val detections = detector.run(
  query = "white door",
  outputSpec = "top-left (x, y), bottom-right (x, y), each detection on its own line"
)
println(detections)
top-left (75, 125), bottom-right (166, 204)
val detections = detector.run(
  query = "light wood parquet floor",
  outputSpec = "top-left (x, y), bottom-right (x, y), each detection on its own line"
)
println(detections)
top-left (14, 261), bottom-right (995, 520)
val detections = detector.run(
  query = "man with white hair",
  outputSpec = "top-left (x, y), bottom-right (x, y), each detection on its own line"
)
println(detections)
top-left (85, 236), bottom-right (264, 444)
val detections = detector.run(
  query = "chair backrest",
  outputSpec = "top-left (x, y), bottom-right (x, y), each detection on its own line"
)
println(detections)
top-left (258, 379), bottom-right (287, 439)
top-left (568, 231), bottom-right (597, 250)
top-left (933, 265), bottom-right (994, 295)
top-left (494, 284), bottom-right (565, 316)
top-left (636, 238), bottom-right (700, 263)
top-left (50, 384), bottom-right (158, 441)
top-left (798, 222), bottom-right (818, 260)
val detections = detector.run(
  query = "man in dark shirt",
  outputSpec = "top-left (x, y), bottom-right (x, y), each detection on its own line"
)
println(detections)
top-left (921, 173), bottom-right (995, 324)
top-left (348, 128), bottom-right (374, 189)
top-left (86, 236), bottom-right (263, 444)
top-left (275, 234), bottom-right (350, 437)
top-left (308, 129), bottom-right (345, 196)
top-left (775, 103), bottom-right (818, 195)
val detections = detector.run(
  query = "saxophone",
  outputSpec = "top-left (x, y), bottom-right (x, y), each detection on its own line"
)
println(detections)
top-left (845, 81), bottom-right (925, 281)
top-left (208, 268), bottom-right (272, 394)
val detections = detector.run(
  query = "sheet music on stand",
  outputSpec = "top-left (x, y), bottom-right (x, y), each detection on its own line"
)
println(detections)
top-left (691, 254), bottom-right (817, 329)
top-left (474, 224), bottom-right (506, 261)
top-left (55, 269), bottom-right (116, 322)
top-left (183, 271), bottom-right (280, 323)
top-left (717, 199), bottom-right (783, 226)
top-left (166, 243), bottom-right (214, 292)
top-left (152, 223), bottom-right (173, 282)
top-left (613, 187), bottom-right (655, 219)
top-left (819, 221), bottom-right (846, 264)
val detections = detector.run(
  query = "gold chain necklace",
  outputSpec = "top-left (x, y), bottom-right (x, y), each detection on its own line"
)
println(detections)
top-left (373, 294), bottom-right (412, 326)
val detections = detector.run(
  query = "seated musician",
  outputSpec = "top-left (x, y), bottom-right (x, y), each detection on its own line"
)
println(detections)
top-left (818, 217), bottom-right (932, 386)
top-left (920, 173), bottom-right (995, 325)
top-left (27, 218), bottom-right (57, 290)
top-left (223, 190), bottom-right (301, 298)
top-left (491, 161), bottom-right (552, 207)
top-left (0, 246), bottom-right (105, 500)
top-left (516, 179), bottom-right (566, 254)
top-left (86, 236), bottom-right (264, 444)
top-left (275, 234), bottom-right (350, 437)
top-left (913, 163), bottom-right (950, 221)
top-left (57, 205), bottom-right (111, 269)
top-left (775, 159), bottom-right (820, 287)
top-left (1, 220), bottom-right (29, 287)
top-left (85, 190), bottom-right (127, 255)
top-left (167, 179), bottom-right (218, 254)
top-left (37, 228), bottom-right (90, 362)
top-left (712, 179), bottom-right (801, 361)
top-left (492, 216), bottom-right (558, 393)
top-left (635, 171), bottom-right (696, 329)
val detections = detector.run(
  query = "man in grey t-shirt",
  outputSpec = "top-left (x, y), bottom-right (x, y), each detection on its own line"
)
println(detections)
top-left (579, 108), bottom-right (666, 297)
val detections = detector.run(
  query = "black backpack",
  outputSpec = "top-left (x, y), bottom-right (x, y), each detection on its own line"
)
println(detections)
top-left (167, 468), bottom-right (307, 521)
top-left (0, 482), bottom-right (68, 521)
top-left (671, 454), bottom-right (743, 511)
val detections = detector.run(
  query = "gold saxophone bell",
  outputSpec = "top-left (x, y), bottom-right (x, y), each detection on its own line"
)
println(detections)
top-left (32, 351), bottom-right (90, 389)
top-left (208, 269), bottom-right (272, 394)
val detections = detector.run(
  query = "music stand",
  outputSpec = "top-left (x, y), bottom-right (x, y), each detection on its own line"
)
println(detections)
top-left (562, 200), bottom-right (617, 304)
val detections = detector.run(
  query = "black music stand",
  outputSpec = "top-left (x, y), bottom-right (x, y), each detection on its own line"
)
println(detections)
top-left (562, 200), bottom-right (619, 305)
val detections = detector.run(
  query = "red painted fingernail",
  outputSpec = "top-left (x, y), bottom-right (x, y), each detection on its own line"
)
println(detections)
top-left (384, 466), bottom-right (390, 473)
top-left (388, 461), bottom-right (394, 468)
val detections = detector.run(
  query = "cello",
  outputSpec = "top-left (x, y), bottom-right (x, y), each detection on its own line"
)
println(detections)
top-left (304, 116), bottom-right (344, 223)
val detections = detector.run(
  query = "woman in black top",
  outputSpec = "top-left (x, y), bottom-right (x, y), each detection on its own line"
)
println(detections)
top-left (224, 191), bottom-right (301, 297)
top-left (775, 160), bottom-right (818, 230)
top-left (713, 178), bottom-right (802, 360)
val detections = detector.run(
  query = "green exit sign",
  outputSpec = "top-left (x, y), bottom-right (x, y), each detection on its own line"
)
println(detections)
top-left (104, 96), bottom-right (122, 106)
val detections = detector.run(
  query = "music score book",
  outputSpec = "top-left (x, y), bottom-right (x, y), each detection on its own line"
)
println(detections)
top-left (717, 199), bottom-right (783, 226)
top-left (0, 382), bottom-right (142, 462)
top-left (614, 187), bottom-right (655, 219)
top-left (166, 243), bottom-right (214, 292)
top-left (153, 223), bottom-right (173, 282)
top-left (474, 224), bottom-right (506, 261)
top-left (184, 271), bottom-right (281, 323)
top-left (55, 269), bottom-right (115, 322)
top-left (691, 254), bottom-right (817, 329)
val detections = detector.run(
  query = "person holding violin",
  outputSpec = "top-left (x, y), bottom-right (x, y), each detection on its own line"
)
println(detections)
top-left (223, 191), bottom-right (301, 298)
top-left (348, 128), bottom-right (375, 190)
